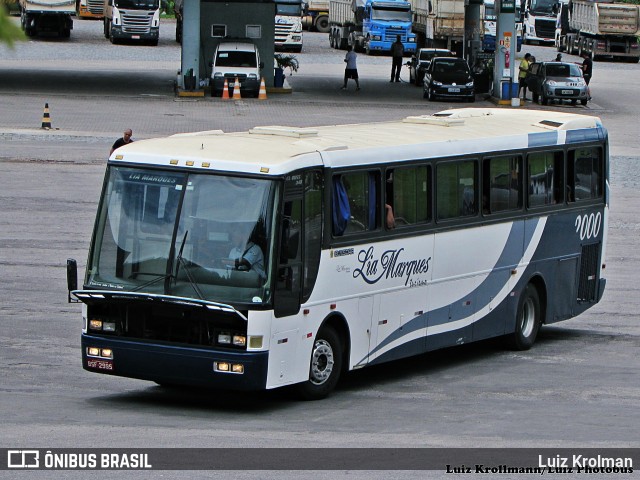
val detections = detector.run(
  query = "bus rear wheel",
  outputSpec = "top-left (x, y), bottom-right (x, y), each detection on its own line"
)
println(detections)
top-left (295, 326), bottom-right (343, 400)
top-left (507, 284), bottom-right (542, 350)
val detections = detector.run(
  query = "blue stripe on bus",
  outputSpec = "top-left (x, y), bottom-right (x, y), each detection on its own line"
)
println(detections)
top-left (566, 128), bottom-right (601, 144)
top-left (363, 218), bottom-right (540, 361)
top-left (528, 131), bottom-right (558, 148)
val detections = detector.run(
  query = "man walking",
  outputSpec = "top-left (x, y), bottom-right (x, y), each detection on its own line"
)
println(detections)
top-left (390, 35), bottom-right (404, 82)
top-left (342, 46), bottom-right (360, 91)
top-left (110, 128), bottom-right (134, 155)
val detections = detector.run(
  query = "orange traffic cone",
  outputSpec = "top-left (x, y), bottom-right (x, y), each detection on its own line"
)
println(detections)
top-left (258, 77), bottom-right (267, 100)
top-left (221, 78), bottom-right (230, 99)
top-left (232, 77), bottom-right (242, 100)
top-left (41, 103), bottom-right (52, 129)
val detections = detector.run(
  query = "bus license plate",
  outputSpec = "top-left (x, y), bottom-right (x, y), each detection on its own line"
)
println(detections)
top-left (87, 359), bottom-right (113, 371)
top-left (448, 88), bottom-right (460, 93)
top-left (561, 89), bottom-right (573, 95)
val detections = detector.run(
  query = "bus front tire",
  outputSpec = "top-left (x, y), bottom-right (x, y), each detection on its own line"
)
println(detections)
top-left (507, 284), bottom-right (542, 351)
top-left (295, 326), bottom-right (342, 400)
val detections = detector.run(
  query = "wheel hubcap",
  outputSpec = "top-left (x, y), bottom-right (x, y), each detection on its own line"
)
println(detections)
top-left (310, 339), bottom-right (334, 385)
top-left (521, 297), bottom-right (535, 338)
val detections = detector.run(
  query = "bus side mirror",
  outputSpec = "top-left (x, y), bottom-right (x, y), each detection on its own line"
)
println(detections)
top-left (67, 258), bottom-right (79, 303)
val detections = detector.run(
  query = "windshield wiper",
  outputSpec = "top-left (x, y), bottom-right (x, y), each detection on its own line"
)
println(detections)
top-left (173, 231), bottom-right (204, 299)
top-left (131, 272), bottom-right (174, 292)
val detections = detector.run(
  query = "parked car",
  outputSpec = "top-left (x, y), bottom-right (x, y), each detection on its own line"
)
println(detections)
top-left (422, 57), bottom-right (475, 102)
top-left (525, 61), bottom-right (589, 106)
top-left (210, 41), bottom-right (264, 97)
top-left (409, 48), bottom-right (454, 86)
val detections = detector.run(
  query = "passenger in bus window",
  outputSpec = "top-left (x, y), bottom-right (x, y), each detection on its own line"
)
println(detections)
top-left (385, 204), bottom-right (395, 229)
top-left (385, 171), bottom-right (396, 229)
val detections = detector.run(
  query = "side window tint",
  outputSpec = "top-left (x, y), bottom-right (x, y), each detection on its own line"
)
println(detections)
top-left (387, 165), bottom-right (431, 228)
top-left (332, 171), bottom-right (379, 236)
top-left (436, 160), bottom-right (477, 221)
top-left (527, 151), bottom-right (564, 207)
top-left (482, 155), bottom-right (522, 214)
top-left (568, 147), bottom-right (602, 201)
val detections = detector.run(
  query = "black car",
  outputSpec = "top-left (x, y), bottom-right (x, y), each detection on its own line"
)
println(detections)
top-left (408, 48), bottom-right (454, 86)
top-left (422, 57), bottom-right (475, 102)
top-left (525, 62), bottom-right (589, 105)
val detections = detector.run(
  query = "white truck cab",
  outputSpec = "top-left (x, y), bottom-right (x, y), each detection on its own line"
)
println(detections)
top-left (210, 41), bottom-right (264, 97)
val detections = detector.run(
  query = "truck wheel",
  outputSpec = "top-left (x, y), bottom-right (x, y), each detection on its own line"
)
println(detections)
top-left (329, 32), bottom-right (335, 48)
top-left (581, 98), bottom-right (588, 106)
top-left (506, 283), bottom-right (542, 350)
top-left (541, 94), bottom-right (548, 105)
top-left (294, 326), bottom-right (343, 400)
top-left (315, 15), bottom-right (329, 34)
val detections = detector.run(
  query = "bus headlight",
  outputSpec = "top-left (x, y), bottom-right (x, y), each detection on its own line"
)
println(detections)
top-left (89, 319), bottom-right (103, 330)
top-left (214, 361), bottom-right (244, 374)
top-left (232, 335), bottom-right (246, 347)
top-left (218, 333), bottom-right (231, 344)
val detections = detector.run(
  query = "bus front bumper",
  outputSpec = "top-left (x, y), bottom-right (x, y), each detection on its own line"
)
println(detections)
top-left (81, 334), bottom-right (269, 390)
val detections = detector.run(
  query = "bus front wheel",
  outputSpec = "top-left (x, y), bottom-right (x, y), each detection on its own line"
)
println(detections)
top-left (295, 326), bottom-right (343, 400)
top-left (508, 284), bottom-right (542, 351)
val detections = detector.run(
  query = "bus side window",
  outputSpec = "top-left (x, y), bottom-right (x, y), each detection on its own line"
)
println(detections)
top-left (332, 171), bottom-right (379, 235)
top-left (568, 147), bottom-right (602, 201)
top-left (527, 151), bottom-right (564, 207)
top-left (483, 155), bottom-right (522, 214)
top-left (389, 165), bottom-right (431, 227)
top-left (437, 160), bottom-right (477, 220)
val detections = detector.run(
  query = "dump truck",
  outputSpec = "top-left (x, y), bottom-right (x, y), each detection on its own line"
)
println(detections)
top-left (555, 0), bottom-right (640, 62)
top-left (410, 0), bottom-right (464, 53)
top-left (328, 0), bottom-right (416, 54)
top-left (302, 0), bottom-right (330, 32)
top-left (19, 0), bottom-right (75, 37)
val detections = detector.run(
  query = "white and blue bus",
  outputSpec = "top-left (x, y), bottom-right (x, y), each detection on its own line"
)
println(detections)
top-left (68, 108), bottom-right (608, 399)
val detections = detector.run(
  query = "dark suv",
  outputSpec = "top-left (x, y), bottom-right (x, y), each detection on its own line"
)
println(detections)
top-left (423, 57), bottom-right (475, 102)
top-left (526, 62), bottom-right (589, 106)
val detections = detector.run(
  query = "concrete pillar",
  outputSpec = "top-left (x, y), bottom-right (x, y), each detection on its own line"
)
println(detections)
top-left (181, 0), bottom-right (201, 84)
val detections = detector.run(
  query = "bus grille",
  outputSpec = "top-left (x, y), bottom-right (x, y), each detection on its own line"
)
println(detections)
top-left (577, 243), bottom-right (600, 303)
top-left (88, 0), bottom-right (103, 14)
top-left (122, 12), bottom-right (153, 34)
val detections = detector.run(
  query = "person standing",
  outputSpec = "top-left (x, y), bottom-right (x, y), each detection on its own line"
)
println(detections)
top-left (580, 51), bottom-right (593, 85)
top-left (518, 53), bottom-right (532, 100)
top-left (390, 35), bottom-right (404, 82)
top-left (342, 46), bottom-right (360, 91)
top-left (110, 128), bottom-right (133, 155)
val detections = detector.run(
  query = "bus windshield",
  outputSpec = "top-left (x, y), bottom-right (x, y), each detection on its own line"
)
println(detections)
top-left (87, 166), bottom-right (277, 305)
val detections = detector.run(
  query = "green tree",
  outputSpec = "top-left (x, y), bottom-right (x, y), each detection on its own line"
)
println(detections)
top-left (0, 4), bottom-right (25, 47)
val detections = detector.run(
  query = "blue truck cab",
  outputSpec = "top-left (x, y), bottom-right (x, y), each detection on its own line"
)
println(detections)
top-left (358, 0), bottom-right (416, 54)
